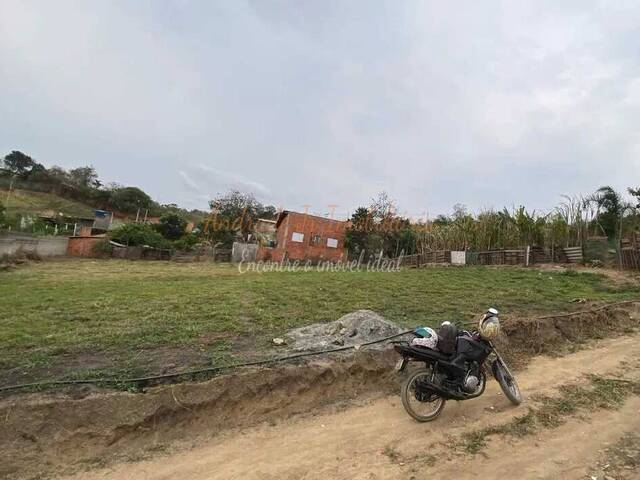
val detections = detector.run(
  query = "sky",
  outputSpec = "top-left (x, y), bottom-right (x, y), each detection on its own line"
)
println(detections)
top-left (1, 1), bottom-right (639, 220)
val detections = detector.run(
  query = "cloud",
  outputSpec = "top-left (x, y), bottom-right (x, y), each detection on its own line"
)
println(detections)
top-left (194, 165), bottom-right (271, 196)
top-left (1, 0), bottom-right (639, 217)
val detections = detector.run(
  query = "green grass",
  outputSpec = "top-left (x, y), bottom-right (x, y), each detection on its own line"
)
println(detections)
top-left (0, 187), bottom-right (95, 217)
top-left (0, 260), bottom-right (638, 385)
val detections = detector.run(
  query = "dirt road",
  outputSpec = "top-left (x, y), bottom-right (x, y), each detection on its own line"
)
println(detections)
top-left (62, 334), bottom-right (640, 480)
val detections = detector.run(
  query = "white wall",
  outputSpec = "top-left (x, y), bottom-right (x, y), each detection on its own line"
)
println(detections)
top-left (232, 242), bottom-right (258, 262)
top-left (451, 251), bottom-right (466, 265)
top-left (0, 233), bottom-right (68, 257)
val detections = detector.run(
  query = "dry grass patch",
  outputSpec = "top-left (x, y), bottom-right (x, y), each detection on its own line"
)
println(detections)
top-left (458, 375), bottom-right (640, 454)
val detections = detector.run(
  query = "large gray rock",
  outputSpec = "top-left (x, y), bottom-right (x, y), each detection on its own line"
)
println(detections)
top-left (286, 310), bottom-right (404, 352)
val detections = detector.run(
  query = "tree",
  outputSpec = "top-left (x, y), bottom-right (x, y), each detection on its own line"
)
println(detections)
top-left (391, 224), bottom-right (417, 257)
top-left (591, 186), bottom-right (625, 239)
top-left (2, 151), bottom-right (44, 178)
top-left (205, 190), bottom-right (276, 242)
top-left (369, 191), bottom-right (397, 221)
top-left (156, 213), bottom-right (187, 240)
top-left (345, 207), bottom-right (373, 256)
top-left (452, 203), bottom-right (468, 220)
top-left (68, 166), bottom-right (101, 189)
top-left (368, 192), bottom-right (414, 256)
top-left (345, 195), bottom-right (418, 258)
top-left (258, 204), bottom-right (278, 220)
top-left (44, 166), bottom-right (71, 185)
top-left (108, 187), bottom-right (154, 214)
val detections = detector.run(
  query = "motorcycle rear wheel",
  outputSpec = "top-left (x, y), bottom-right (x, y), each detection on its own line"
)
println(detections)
top-left (401, 368), bottom-right (446, 422)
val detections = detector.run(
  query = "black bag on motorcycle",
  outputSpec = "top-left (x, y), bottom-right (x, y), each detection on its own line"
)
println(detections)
top-left (437, 323), bottom-right (458, 354)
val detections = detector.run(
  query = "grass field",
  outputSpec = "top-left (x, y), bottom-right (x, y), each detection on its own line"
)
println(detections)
top-left (0, 187), bottom-right (95, 217)
top-left (1, 260), bottom-right (638, 386)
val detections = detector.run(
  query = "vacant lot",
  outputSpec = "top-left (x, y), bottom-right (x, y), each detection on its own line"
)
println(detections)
top-left (1, 260), bottom-right (638, 386)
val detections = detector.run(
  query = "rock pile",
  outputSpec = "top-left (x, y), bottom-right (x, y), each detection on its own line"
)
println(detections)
top-left (285, 310), bottom-right (405, 351)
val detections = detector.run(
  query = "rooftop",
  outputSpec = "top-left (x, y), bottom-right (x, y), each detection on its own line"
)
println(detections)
top-left (275, 210), bottom-right (348, 228)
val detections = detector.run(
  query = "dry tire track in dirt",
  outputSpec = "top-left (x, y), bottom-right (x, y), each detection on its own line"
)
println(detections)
top-left (63, 334), bottom-right (640, 480)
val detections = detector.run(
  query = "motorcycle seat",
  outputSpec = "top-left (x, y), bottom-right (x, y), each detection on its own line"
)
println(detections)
top-left (396, 343), bottom-right (453, 362)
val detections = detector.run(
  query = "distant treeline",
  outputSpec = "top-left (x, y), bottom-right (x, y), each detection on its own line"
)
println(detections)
top-left (345, 189), bottom-right (640, 258)
top-left (0, 150), bottom-right (206, 219)
top-left (3, 150), bottom-right (639, 256)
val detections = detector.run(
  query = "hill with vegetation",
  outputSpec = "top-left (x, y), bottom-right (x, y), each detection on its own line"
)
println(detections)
top-left (0, 150), bottom-right (278, 250)
top-left (0, 150), bottom-right (207, 225)
top-left (0, 187), bottom-right (95, 218)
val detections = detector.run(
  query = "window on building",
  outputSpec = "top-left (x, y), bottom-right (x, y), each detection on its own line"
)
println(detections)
top-left (311, 234), bottom-right (322, 245)
top-left (291, 232), bottom-right (304, 243)
top-left (327, 237), bottom-right (338, 248)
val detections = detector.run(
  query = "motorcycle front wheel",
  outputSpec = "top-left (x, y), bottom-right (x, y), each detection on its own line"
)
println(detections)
top-left (492, 359), bottom-right (522, 405)
top-left (401, 368), bottom-right (446, 422)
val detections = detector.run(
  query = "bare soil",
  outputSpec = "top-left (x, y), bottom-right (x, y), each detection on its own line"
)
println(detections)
top-left (533, 263), bottom-right (640, 287)
top-left (1, 349), bottom-right (401, 480)
top-left (60, 333), bottom-right (640, 480)
top-left (2, 305), bottom-right (639, 479)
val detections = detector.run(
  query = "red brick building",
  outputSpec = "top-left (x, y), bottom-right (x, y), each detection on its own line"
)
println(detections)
top-left (266, 211), bottom-right (347, 262)
top-left (67, 234), bottom-right (105, 257)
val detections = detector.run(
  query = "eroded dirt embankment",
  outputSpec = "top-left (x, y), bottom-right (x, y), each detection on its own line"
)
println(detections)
top-left (62, 334), bottom-right (640, 480)
top-left (1, 303), bottom-right (639, 479)
top-left (1, 349), bottom-right (400, 479)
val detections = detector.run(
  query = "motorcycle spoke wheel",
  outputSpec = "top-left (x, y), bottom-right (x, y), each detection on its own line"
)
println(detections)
top-left (493, 360), bottom-right (522, 405)
top-left (401, 369), bottom-right (446, 422)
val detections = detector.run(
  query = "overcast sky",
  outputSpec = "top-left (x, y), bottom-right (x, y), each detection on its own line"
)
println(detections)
top-left (1, 1), bottom-right (639, 219)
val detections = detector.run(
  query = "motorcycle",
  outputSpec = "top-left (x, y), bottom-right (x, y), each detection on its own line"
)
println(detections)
top-left (394, 308), bottom-right (521, 422)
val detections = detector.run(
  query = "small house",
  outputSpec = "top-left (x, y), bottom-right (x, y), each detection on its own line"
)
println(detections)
top-left (266, 211), bottom-right (347, 262)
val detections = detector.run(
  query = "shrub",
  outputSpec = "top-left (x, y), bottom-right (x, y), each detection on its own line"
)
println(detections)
top-left (171, 234), bottom-right (200, 252)
top-left (92, 238), bottom-right (114, 257)
top-left (156, 213), bottom-right (187, 240)
top-left (108, 223), bottom-right (169, 249)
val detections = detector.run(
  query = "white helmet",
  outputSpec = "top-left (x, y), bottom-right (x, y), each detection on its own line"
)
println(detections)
top-left (478, 308), bottom-right (501, 340)
top-left (411, 327), bottom-right (438, 349)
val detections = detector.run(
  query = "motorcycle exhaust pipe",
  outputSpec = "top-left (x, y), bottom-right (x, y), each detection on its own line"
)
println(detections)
top-left (417, 378), bottom-right (468, 401)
